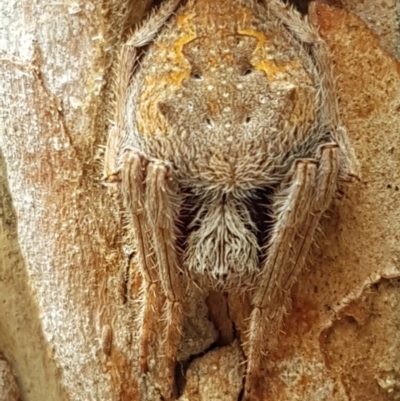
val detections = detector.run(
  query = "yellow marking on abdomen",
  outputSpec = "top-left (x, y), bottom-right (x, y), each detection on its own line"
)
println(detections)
top-left (238, 28), bottom-right (268, 47)
top-left (238, 28), bottom-right (301, 81)
top-left (139, 13), bottom-right (197, 136)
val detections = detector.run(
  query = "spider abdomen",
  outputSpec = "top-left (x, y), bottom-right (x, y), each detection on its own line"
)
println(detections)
top-left (129, 0), bottom-right (321, 191)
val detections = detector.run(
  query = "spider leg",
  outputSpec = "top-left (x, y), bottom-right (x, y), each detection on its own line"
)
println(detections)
top-left (145, 161), bottom-right (185, 400)
top-left (103, 0), bottom-right (183, 184)
top-left (121, 151), bottom-right (161, 374)
top-left (122, 152), bottom-right (184, 399)
top-left (104, 3), bottom-right (184, 398)
top-left (244, 143), bottom-right (340, 400)
top-left (265, 0), bottom-right (359, 179)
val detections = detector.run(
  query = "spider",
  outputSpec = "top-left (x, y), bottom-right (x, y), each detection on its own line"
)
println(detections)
top-left (104, 0), bottom-right (358, 399)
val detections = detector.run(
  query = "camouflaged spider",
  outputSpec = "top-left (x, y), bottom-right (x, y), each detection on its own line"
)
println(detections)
top-left (104, 0), bottom-right (358, 399)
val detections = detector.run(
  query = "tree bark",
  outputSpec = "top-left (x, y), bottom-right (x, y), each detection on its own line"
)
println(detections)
top-left (0, 1), bottom-right (399, 401)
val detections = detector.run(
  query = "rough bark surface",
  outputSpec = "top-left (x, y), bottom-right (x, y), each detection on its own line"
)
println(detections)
top-left (339, 0), bottom-right (400, 57)
top-left (0, 353), bottom-right (20, 401)
top-left (0, 1), bottom-right (399, 401)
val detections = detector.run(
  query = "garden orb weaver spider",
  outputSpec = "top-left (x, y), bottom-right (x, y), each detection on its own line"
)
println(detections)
top-left (104, 0), bottom-right (358, 399)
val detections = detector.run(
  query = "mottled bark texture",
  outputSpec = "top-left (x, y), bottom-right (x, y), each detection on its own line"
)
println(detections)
top-left (0, 1), bottom-right (399, 401)
top-left (0, 353), bottom-right (20, 401)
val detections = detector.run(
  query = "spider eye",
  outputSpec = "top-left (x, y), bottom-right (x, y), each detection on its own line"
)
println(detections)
top-left (243, 68), bottom-right (253, 76)
top-left (205, 117), bottom-right (213, 127)
top-left (191, 71), bottom-right (203, 80)
top-left (245, 117), bottom-right (251, 123)
top-left (158, 101), bottom-right (168, 116)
